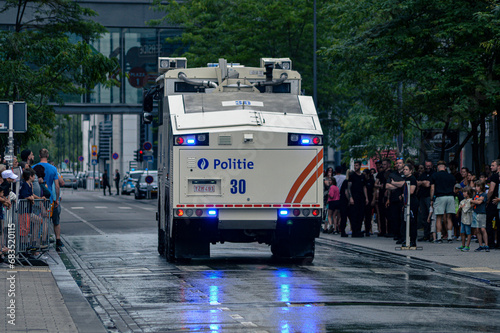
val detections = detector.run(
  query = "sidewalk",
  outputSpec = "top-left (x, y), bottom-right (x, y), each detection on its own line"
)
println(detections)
top-left (320, 230), bottom-right (500, 284)
top-left (1, 249), bottom-right (106, 333)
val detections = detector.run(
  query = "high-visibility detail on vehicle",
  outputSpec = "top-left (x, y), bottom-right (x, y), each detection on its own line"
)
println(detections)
top-left (285, 149), bottom-right (324, 203)
top-left (293, 162), bottom-right (324, 203)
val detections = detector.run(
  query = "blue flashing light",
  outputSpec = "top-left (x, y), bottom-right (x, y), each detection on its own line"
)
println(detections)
top-left (131, 168), bottom-right (135, 171)
top-left (279, 209), bottom-right (288, 216)
top-left (187, 138), bottom-right (196, 145)
top-left (301, 138), bottom-right (310, 145)
top-left (208, 209), bottom-right (217, 216)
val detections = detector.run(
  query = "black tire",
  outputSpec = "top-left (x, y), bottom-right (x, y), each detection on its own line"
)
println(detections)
top-left (158, 224), bottom-right (165, 256)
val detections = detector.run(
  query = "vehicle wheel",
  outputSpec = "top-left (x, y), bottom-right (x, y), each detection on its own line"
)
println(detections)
top-left (166, 220), bottom-right (176, 262)
top-left (158, 224), bottom-right (165, 256)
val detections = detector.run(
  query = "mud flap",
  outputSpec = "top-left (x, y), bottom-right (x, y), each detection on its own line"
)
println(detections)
top-left (272, 217), bottom-right (321, 258)
top-left (173, 218), bottom-right (216, 259)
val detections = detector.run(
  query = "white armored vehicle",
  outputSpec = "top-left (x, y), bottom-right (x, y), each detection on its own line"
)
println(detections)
top-left (149, 57), bottom-right (324, 261)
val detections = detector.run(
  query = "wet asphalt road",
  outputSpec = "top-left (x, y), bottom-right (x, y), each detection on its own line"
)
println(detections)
top-left (58, 189), bottom-right (500, 332)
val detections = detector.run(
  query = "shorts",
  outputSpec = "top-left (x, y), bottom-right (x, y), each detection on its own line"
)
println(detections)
top-left (472, 212), bottom-right (486, 229)
top-left (51, 204), bottom-right (61, 226)
top-left (433, 196), bottom-right (456, 215)
top-left (328, 201), bottom-right (340, 211)
top-left (460, 223), bottom-right (472, 235)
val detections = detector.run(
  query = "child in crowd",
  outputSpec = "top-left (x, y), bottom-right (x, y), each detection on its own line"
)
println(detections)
top-left (322, 177), bottom-right (332, 233)
top-left (327, 178), bottom-right (340, 234)
top-left (471, 180), bottom-right (489, 252)
top-left (457, 187), bottom-right (474, 251)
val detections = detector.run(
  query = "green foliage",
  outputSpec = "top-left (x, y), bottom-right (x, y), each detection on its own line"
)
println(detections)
top-left (320, 0), bottom-right (500, 159)
top-left (0, 0), bottom-right (119, 145)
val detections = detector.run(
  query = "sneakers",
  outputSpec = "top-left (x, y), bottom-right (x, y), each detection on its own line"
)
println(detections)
top-left (456, 246), bottom-right (465, 251)
top-left (484, 246), bottom-right (490, 252)
top-left (434, 239), bottom-right (443, 244)
top-left (461, 246), bottom-right (470, 252)
top-left (56, 239), bottom-right (64, 252)
top-left (447, 238), bottom-right (453, 243)
top-left (474, 246), bottom-right (484, 252)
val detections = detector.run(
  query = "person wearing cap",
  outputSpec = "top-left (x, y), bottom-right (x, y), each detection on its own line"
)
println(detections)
top-left (430, 161), bottom-right (457, 243)
top-left (0, 169), bottom-right (15, 212)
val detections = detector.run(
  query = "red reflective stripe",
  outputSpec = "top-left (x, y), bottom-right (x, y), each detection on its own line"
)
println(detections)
top-left (186, 205), bottom-right (195, 207)
top-left (206, 204), bottom-right (214, 207)
top-left (196, 204), bottom-right (204, 207)
top-left (235, 205), bottom-right (243, 207)
top-left (273, 204), bottom-right (281, 207)
top-left (254, 204), bottom-right (262, 207)
top-left (285, 149), bottom-right (324, 203)
top-left (293, 163), bottom-right (324, 203)
top-left (283, 204), bottom-right (291, 207)
top-left (225, 205), bottom-right (234, 207)
top-left (216, 204), bottom-right (224, 207)
top-left (244, 204), bottom-right (252, 207)
top-left (263, 204), bottom-right (271, 207)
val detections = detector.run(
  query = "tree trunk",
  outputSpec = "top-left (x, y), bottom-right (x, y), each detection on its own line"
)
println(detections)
top-left (480, 115), bottom-right (486, 172)
top-left (440, 117), bottom-right (450, 161)
top-left (472, 124), bottom-right (480, 175)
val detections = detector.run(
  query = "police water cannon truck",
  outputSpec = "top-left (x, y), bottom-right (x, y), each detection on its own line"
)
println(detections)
top-left (149, 57), bottom-right (324, 262)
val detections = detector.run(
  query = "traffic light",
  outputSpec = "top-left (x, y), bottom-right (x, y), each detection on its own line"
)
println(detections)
top-left (134, 149), bottom-right (139, 162)
top-left (138, 150), bottom-right (144, 162)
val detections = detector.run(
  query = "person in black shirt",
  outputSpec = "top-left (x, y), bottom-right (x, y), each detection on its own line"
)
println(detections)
top-left (386, 158), bottom-right (405, 243)
top-left (363, 169), bottom-right (376, 236)
top-left (430, 161), bottom-right (456, 243)
top-left (102, 169), bottom-right (112, 196)
top-left (347, 161), bottom-right (368, 237)
top-left (486, 159), bottom-right (500, 248)
top-left (114, 169), bottom-right (121, 195)
top-left (403, 164), bottom-right (419, 246)
top-left (375, 159), bottom-right (390, 236)
top-left (417, 160), bottom-right (434, 241)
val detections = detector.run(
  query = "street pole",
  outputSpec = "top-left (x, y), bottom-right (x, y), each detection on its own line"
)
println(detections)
top-left (313, 0), bottom-right (317, 107)
top-left (7, 102), bottom-right (14, 168)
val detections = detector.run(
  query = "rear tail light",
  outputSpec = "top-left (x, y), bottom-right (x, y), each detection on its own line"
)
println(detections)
top-left (174, 133), bottom-right (209, 146)
top-left (195, 209), bottom-right (203, 217)
top-left (293, 209), bottom-right (301, 217)
top-left (288, 133), bottom-right (323, 146)
top-left (302, 209), bottom-right (310, 217)
top-left (186, 209), bottom-right (194, 217)
top-left (312, 209), bottom-right (320, 217)
top-left (176, 209), bottom-right (184, 217)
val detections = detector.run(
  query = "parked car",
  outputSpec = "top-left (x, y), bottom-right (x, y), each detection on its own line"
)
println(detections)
top-left (76, 171), bottom-right (86, 188)
top-left (60, 171), bottom-right (78, 189)
top-left (134, 171), bottom-right (158, 199)
top-left (121, 170), bottom-right (144, 195)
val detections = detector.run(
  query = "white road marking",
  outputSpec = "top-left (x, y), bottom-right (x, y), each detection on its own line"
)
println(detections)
top-left (71, 207), bottom-right (84, 209)
top-left (63, 207), bottom-right (106, 235)
top-left (94, 206), bottom-right (108, 209)
top-left (119, 207), bottom-right (132, 210)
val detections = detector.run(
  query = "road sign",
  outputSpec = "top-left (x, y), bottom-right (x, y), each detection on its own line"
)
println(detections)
top-left (92, 145), bottom-right (97, 152)
top-left (145, 175), bottom-right (154, 184)
top-left (143, 141), bottom-right (152, 151)
top-left (91, 159), bottom-right (98, 166)
top-left (112, 152), bottom-right (119, 160)
top-left (143, 155), bottom-right (153, 161)
top-left (0, 102), bottom-right (27, 133)
top-left (64, 159), bottom-right (69, 164)
top-left (78, 156), bottom-right (84, 162)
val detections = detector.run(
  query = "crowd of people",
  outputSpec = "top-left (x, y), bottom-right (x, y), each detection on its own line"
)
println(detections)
top-left (0, 148), bottom-right (65, 263)
top-left (323, 158), bottom-right (500, 251)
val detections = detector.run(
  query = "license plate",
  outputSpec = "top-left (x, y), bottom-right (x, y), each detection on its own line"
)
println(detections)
top-left (194, 185), bottom-right (215, 193)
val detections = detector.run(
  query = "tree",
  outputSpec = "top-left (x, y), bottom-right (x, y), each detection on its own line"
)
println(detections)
top-left (0, 0), bottom-right (119, 147)
top-left (320, 0), bottom-right (500, 167)
top-left (150, 0), bottom-right (333, 107)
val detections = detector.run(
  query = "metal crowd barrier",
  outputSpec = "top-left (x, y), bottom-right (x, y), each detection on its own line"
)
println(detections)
top-left (2, 199), bottom-right (53, 266)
